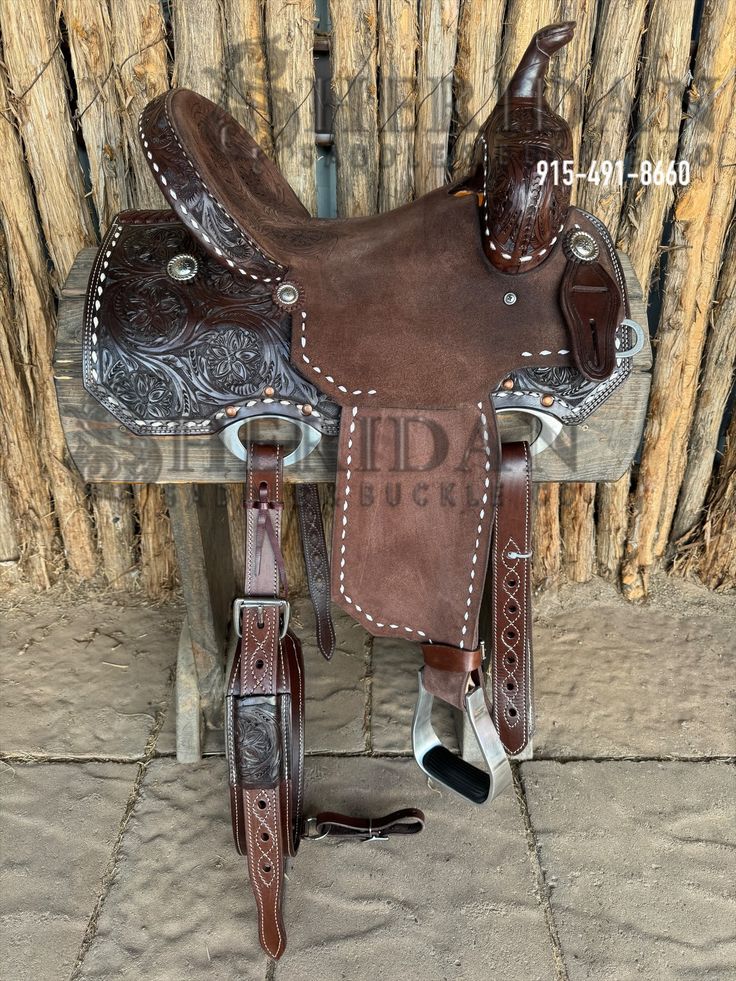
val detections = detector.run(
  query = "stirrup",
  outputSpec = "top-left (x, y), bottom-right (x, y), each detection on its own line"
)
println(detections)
top-left (411, 668), bottom-right (512, 805)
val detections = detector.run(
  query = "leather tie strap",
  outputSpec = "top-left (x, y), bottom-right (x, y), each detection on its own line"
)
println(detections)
top-left (305, 808), bottom-right (425, 840)
top-left (295, 483), bottom-right (336, 660)
top-left (491, 442), bottom-right (533, 756)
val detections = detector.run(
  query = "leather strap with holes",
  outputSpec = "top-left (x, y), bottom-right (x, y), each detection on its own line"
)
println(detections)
top-left (226, 444), bottom-right (424, 960)
top-left (490, 442), bottom-right (533, 755)
top-left (226, 443), bottom-right (291, 960)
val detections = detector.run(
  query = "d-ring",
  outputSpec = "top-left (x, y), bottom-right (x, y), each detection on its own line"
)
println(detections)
top-left (616, 318), bottom-right (646, 359)
top-left (218, 414), bottom-right (322, 467)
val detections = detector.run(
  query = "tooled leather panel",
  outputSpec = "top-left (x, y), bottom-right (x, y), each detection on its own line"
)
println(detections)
top-left (233, 700), bottom-right (281, 788)
top-left (467, 23), bottom-right (575, 273)
top-left (82, 214), bottom-right (339, 436)
top-left (140, 89), bottom-right (328, 272)
top-left (295, 484), bottom-right (336, 660)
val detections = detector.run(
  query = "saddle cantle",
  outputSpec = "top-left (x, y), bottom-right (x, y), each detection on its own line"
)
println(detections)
top-left (81, 21), bottom-right (646, 959)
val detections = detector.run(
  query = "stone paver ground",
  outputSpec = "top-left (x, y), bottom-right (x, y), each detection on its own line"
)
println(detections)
top-left (1, 575), bottom-right (734, 980)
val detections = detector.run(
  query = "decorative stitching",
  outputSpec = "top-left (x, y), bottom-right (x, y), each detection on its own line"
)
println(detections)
top-left (139, 103), bottom-right (284, 283)
top-left (459, 401), bottom-right (493, 648)
top-left (299, 312), bottom-right (376, 397)
top-left (338, 403), bottom-right (491, 647)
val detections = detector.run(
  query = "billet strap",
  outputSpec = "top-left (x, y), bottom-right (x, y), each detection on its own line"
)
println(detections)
top-left (295, 483), bottom-right (336, 660)
top-left (228, 443), bottom-right (424, 961)
top-left (490, 441), bottom-right (533, 756)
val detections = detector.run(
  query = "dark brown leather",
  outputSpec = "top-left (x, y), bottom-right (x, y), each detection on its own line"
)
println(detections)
top-left (560, 253), bottom-right (621, 381)
top-left (295, 483), bottom-right (335, 660)
top-left (332, 402), bottom-right (500, 649)
top-left (308, 809), bottom-right (425, 839)
top-left (467, 23), bottom-right (575, 274)
top-left (491, 443), bottom-right (533, 755)
top-left (81, 211), bottom-right (339, 438)
top-left (422, 644), bottom-right (482, 674)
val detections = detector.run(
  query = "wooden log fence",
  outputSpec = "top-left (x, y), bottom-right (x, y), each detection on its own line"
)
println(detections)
top-left (0, 0), bottom-right (733, 599)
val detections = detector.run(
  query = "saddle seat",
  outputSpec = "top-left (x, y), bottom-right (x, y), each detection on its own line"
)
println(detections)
top-left (141, 88), bottom-right (623, 411)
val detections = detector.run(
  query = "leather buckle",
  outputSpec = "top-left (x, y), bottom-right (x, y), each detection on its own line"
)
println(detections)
top-left (233, 598), bottom-right (290, 639)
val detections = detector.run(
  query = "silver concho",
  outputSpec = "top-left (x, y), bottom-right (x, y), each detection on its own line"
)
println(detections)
top-left (275, 282), bottom-right (300, 307)
top-left (563, 230), bottom-right (600, 263)
top-left (167, 253), bottom-right (198, 281)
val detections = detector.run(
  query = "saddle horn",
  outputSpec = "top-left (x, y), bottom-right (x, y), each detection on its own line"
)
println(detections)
top-left (470, 22), bottom-right (576, 274)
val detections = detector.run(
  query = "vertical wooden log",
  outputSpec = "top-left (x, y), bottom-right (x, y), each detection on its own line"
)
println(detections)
top-left (618, 0), bottom-right (696, 292)
top-left (451, 0), bottom-right (504, 175)
top-left (329, 0), bottom-right (379, 216)
top-left (577, 0), bottom-right (648, 582)
top-left (596, 474), bottom-right (631, 580)
top-left (62, 0), bottom-right (130, 225)
top-left (0, 478), bottom-right (19, 565)
top-left (92, 485), bottom-right (137, 588)
top-left (672, 223), bottom-right (736, 543)
top-left (0, 44), bottom-right (97, 580)
top-left (532, 483), bottom-right (561, 589)
top-left (414, 0), bottom-right (460, 196)
top-left (109, 0), bottom-right (174, 596)
top-left (282, 484), bottom-right (307, 594)
top-left (549, 0), bottom-right (597, 171)
top-left (63, 0), bottom-right (139, 587)
top-left (265, 0), bottom-right (318, 213)
top-left (110, 0), bottom-right (169, 210)
top-left (578, 0), bottom-right (648, 229)
top-left (691, 411), bottom-right (736, 590)
top-left (222, 0), bottom-right (274, 152)
top-left (171, 0), bottom-right (227, 102)
top-left (134, 483), bottom-right (177, 599)
top-left (0, 224), bottom-right (56, 587)
top-left (0, 0), bottom-right (96, 281)
top-left (377, 0), bottom-right (417, 211)
top-left (622, 0), bottom-right (736, 600)
top-left (226, 483), bottom-right (246, 594)
top-left (560, 482), bottom-right (596, 582)
top-left (550, 1), bottom-right (598, 582)
top-left (498, 0), bottom-right (557, 94)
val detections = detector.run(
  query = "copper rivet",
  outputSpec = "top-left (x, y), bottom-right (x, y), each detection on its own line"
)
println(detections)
top-left (264, 386), bottom-right (275, 397)
top-left (302, 404), bottom-right (313, 416)
top-left (225, 405), bottom-right (238, 417)
top-left (502, 378), bottom-right (514, 390)
top-left (541, 395), bottom-right (555, 407)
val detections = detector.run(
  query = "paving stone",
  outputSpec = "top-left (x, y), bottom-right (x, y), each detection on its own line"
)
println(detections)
top-left (371, 636), bottom-right (459, 753)
top-left (522, 760), bottom-right (736, 981)
top-left (277, 756), bottom-right (556, 980)
top-left (532, 579), bottom-right (736, 758)
top-left (0, 590), bottom-right (180, 759)
top-left (77, 760), bottom-right (268, 980)
top-left (0, 762), bottom-right (136, 981)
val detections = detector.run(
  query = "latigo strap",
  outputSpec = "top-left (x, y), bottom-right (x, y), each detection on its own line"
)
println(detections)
top-left (490, 442), bottom-right (533, 755)
top-left (227, 443), bottom-right (423, 960)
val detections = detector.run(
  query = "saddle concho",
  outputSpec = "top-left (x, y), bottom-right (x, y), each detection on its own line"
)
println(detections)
top-left (83, 21), bottom-right (644, 959)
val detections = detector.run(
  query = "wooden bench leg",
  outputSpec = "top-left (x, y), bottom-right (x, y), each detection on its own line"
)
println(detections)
top-left (166, 484), bottom-right (234, 760)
